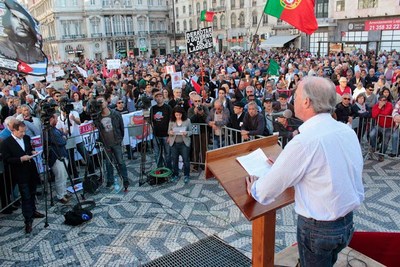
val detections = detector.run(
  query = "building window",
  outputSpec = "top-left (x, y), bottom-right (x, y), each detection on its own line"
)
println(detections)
top-left (90, 0), bottom-right (95, 4)
top-left (358, 0), bottom-right (378, 9)
top-left (263, 14), bottom-right (268, 25)
top-left (252, 0), bottom-right (256, 6)
top-left (231, 0), bottom-right (235, 9)
top-left (176, 7), bottom-right (179, 17)
top-left (189, 5), bottom-right (192, 15)
top-left (149, 0), bottom-right (153, 5)
top-left (189, 19), bottom-right (193, 31)
top-left (342, 31), bottom-right (369, 52)
top-left (336, 0), bottom-right (345, 11)
top-left (90, 17), bottom-right (100, 33)
top-left (239, 12), bottom-right (245, 27)
top-left (309, 31), bottom-right (328, 57)
top-left (203, 0), bottom-right (207, 10)
top-left (196, 3), bottom-right (200, 13)
top-left (176, 21), bottom-right (180, 32)
top-left (239, 0), bottom-right (244, 8)
top-left (127, 16), bottom-right (134, 34)
top-left (113, 15), bottom-right (126, 35)
top-left (183, 20), bottom-right (187, 32)
top-left (220, 15), bottom-right (225, 29)
top-left (220, 0), bottom-right (225, 7)
top-left (183, 6), bottom-right (186, 13)
top-left (315, 0), bottom-right (328, 18)
top-left (104, 17), bottom-right (112, 35)
top-left (231, 13), bottom-right (236, 28)
top-left (252, 11), bottom-right (257, 27)
top-left (213, 16), bottom-right (218, 29)
top-left (381, 30), bottom-right (400, 52)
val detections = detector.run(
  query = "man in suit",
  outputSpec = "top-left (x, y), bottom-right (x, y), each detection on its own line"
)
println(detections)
top-left (1, 120), bottom-right (44, 234)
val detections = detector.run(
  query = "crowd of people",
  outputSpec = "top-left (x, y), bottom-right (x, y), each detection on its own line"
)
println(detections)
top-left (0, 47), bottom-right (399, 234)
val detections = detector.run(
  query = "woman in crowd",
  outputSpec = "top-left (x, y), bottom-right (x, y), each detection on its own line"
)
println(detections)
top-left (379, 87), bottom-right (395, 105)
top-left (351, 93), bottom-right (371, 141)
top-left (168, 106), bottom-right (192, 184)
top-left (72, 91), bottom-right (84, 115)
top-left (124, 84), bottom-right (136, 113)
top-left (288, 73), bottom-right (301, 90)
top-left (162, 88), bottom-right (172, 104)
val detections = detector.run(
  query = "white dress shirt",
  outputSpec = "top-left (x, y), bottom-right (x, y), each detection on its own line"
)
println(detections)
top-left (12, 134), bottom-right (25, 151)
top-left (251, 113), bottom-right (364, 221)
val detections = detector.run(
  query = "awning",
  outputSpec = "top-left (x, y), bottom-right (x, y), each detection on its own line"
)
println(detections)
top-left (259, 35), bottom-right (299, 49)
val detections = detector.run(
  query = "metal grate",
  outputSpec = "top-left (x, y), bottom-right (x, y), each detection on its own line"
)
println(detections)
top-left (142, 235), bottom-right (251, 267)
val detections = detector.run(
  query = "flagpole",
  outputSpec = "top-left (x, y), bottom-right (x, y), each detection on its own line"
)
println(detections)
top-left (236, 12), bottom-right (265, 93)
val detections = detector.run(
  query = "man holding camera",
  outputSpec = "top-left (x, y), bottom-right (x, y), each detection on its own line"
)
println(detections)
top-left (95, 96), bottom-right (129, 189)
top-left (189, 95), bottom-right (209, 170)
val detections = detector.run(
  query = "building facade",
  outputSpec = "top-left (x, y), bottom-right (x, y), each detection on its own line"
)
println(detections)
top-left (27, 0), bottom-right (171, 61)
top-left (310, 0), bottom-right (400, 56)
top-left (27, 0), bottom-right (400, 61)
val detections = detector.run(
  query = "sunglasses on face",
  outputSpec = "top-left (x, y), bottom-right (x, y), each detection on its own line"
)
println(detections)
top-left (343, 98), bottom-right (351, 100)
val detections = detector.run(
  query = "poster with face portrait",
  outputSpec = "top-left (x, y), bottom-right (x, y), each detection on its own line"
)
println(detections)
top-left (0, 0), bottom-right (47, 76)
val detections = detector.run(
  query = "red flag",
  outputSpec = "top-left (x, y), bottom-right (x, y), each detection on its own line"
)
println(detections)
top-left (101, 66), bottom-right (108, 78)
top-left (191, 78), bottom-right (201, 94)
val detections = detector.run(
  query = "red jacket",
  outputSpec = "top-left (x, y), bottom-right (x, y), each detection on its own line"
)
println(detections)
top-left (372, 102), bottom-right (393, 128)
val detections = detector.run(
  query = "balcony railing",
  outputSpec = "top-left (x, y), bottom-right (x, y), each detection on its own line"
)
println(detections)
top-left (62, 34), bottom-right (86, 40)
top-left (105, 32), bottom-right (113, 37)
top-left (91, 33), bottom-right (103, 37)
top-left (138, 31), bottom-right (148, 36)
top-left (210, 6), bottom-right (226, 12)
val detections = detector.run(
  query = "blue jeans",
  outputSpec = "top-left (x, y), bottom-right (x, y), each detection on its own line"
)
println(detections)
top-left (18, 182), bottom-right (37, 224)
top-left (297, 212), bottom-right (354, 267)
top-left (105, 144), bottom-right (128, 184)
top-left (171, 142), bottom-right (190, 177)
top-left (153, 136), bottom-right (171, 169)
top-left (369, 126), bottom-right (392, 153)
top-left (213, 135), bottom-right (225, 149)
top-left (391, 128), bottom-right (400, 155)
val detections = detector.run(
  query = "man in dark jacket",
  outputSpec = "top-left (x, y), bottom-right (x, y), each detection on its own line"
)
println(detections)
top-left (241, 101), bottom-right (268, 140)
top-left (1, 120), bottom-right (44, 233)
top-left (228, 101), bottom-right (246, 144)
top-left (96, 95), bottom-right (130, 189)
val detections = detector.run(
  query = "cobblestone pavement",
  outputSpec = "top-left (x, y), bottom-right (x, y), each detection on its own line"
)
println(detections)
top-left (0, 157), bottom-right (399, 266)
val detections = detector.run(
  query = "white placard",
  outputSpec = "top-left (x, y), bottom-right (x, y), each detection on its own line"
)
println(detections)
top-left (107, 59), bottom-right (121, 70)
top-left (171, 71), bottom-right (182, 89)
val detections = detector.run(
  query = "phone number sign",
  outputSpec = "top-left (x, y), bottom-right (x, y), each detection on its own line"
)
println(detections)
top-left (365, 19), bottom-right (400, 31)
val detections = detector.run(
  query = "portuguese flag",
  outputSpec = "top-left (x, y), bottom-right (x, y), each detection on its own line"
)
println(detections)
top-left (264, 0), bottom-right (318, 35)
top-left (200, 10), bottom-right (215, 22)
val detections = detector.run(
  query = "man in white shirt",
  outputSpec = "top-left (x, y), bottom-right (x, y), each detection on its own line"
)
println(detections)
top-left (246, 77), bottom-right (364, 266)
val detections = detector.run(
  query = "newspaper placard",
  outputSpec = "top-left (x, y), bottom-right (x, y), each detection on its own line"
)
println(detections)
top-left (185, 27), bottom-right (213, 54)
top-left (171, 71), bottom-right (182, 89)
top-left (107, 59), bottom-right (121, 70)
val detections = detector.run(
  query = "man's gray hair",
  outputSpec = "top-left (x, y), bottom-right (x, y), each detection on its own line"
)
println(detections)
top-left (301, 77), bottom-right (336, 114)
top-left (26, 94), bottom-right (34, 100)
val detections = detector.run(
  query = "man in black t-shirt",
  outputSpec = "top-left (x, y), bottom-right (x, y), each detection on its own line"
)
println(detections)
top-left (150, 90), bottom-right (172, 168)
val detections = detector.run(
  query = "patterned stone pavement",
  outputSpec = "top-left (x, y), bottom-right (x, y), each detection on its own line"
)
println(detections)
top-left (0, 156), bottom-right (399, 266)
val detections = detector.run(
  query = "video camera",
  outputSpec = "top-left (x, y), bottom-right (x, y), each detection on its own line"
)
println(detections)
top-left (59, 97), bottom-right (74, 114)
top-left (88, 99), bottom-right (103, 121)
top-left (196, 105), bottom-right (204, 112)
top-left (39, 100), bottom-right (57, 126)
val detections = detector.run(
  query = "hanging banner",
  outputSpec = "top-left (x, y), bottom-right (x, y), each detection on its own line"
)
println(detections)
top-left (0, 0), bottom-right (47, 75)
top-left (185, 27), bottom-right (213, 54)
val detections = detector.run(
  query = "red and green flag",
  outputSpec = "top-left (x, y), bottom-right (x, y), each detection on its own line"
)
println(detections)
top-left (267, 59), bottom-right (280, 76)
top-left (200, 10), bottom-right (215, 22)
top-left (264, 0), bottom-right (318, 35)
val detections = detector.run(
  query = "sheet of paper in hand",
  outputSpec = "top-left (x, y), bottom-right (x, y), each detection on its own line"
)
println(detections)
top-left (236, 148), bottom-right (272, 178)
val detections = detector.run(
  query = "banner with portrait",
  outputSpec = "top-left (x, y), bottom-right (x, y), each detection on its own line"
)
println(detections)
top-left (0, 0), bottom-right (47, 76)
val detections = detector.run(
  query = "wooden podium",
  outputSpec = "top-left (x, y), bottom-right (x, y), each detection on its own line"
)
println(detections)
top-left (205, 135), bottom-right (294, 267)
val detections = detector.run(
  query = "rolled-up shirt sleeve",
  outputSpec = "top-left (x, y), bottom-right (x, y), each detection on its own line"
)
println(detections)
top-left (250, 138), bottom-right (307, 205)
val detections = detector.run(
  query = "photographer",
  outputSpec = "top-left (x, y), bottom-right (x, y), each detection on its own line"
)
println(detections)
top-left (57, 97), bottom-right (94, 178)
top-left (188, 95), bottom-right (209, 171)
top-left (47, 114), bottom-right (70, 204)
top-left (95, 95), bottom-right (130, 189)
top-left (168, 88), bottom-right (190, 112)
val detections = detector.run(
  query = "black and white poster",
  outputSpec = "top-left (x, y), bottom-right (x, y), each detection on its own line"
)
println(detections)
top-left (185, 27), bottom-right (213, 54)
top-left (0, 0), bottom-right (47, 76)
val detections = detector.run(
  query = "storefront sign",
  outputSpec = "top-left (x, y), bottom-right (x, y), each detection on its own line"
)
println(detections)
top-left (365, 19), bottom-right (400, 31)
